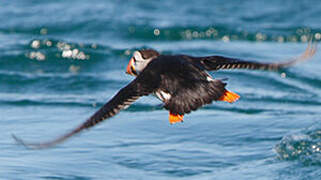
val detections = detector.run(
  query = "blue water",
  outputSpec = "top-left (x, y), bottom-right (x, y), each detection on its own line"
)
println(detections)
top-left (1, 0), bottom-right (321, 179)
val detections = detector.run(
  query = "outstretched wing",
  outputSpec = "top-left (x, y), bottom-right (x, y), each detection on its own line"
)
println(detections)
top-left (194, 42), bottom-right (317, 71)
top-left (13, 70), bottom-right (160, 149)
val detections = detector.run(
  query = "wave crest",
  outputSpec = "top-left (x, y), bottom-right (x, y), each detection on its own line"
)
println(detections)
top-left (275, 124), bottom-right (321, 166)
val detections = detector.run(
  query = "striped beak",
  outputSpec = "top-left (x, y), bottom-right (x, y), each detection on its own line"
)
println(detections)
top-left (126, 57), bottom-right (137, 76)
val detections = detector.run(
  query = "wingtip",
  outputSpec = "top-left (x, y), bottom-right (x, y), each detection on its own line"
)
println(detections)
top-left (303, 40), bottom-right (317, 59)
top-left (12, 134), bottom-right (32, 149)
top-left (297, 40), bottom-right (318, 62)
top-left (12, 134), bottom-right (22, 145)
top-left (12, 133), bottom-right (49, 150)
top-left (277, 40), bottom-right (317, 69)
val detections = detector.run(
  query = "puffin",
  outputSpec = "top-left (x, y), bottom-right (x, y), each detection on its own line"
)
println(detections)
top-left (13, 43), bottom-right (316, 149)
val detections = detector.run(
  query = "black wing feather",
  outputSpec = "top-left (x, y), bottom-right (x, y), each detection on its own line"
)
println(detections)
top-left (195, 42), bottom-right (317, 71)
top-left (13, 70), bottom-right (160, 149)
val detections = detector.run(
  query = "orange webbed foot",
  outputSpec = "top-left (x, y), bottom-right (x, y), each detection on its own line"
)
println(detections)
top-left (218, 90), bottom-right (240, 103)
top-left (169, 112), bottom-right (184, 124)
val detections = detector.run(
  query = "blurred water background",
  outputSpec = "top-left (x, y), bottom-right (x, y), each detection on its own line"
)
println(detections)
top-left (1, 0), bottom-right (321, 179)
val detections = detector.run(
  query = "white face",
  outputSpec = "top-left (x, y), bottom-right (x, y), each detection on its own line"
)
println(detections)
top-left (131, 51), bottom-right (153, 74)
top-left (126, 49), bottom-right (159, 76)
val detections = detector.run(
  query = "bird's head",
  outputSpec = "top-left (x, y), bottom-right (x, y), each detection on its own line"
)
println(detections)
top-left (126, 49), bottom-right (160, 76)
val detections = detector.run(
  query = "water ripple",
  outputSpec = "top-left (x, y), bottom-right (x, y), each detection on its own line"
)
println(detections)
top-left (124, 25), bottom-right (321, 43)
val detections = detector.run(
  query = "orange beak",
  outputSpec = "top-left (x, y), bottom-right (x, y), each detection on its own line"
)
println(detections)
top-left (126, 57), bottom-right (136, 76)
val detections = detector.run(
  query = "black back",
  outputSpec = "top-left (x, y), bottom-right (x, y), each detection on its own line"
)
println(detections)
top-left (145, 55), bottom-right (227, 115)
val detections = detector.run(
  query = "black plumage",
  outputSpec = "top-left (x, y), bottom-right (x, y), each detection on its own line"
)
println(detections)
top-left (147, 55), bottom-right (227, 115)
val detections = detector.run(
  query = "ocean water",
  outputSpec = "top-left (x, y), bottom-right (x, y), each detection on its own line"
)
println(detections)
top-left (1, 0), bottom-right (321, 179)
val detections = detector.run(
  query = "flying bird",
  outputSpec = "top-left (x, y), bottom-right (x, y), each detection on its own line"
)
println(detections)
top-left (13, 43), bottom-right (317, 149)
